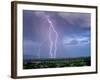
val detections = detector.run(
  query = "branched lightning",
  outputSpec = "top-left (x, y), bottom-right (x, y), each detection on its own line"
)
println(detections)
top-left (37, 14), bottom-right (58, 58)
top-left (38, 15), bottom-right (58, 58)
top-left (46, 15), bottom-right (58, 58)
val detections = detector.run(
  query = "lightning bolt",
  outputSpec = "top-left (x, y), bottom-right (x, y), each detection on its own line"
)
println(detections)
top-left (37, 14), bottom-right (58, 59)
top-left (46, 15), bottom-right (58, 58)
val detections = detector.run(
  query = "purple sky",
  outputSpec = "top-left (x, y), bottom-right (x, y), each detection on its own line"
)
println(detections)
top-left (23, 10), bottom-right (91, 59)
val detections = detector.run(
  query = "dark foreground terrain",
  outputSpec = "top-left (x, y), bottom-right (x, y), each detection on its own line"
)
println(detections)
top-left (23, 57), bottom-right (91, 69)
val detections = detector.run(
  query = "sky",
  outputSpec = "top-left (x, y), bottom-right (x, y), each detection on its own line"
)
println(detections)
top-left (23, 10), bottom-right (91, 60)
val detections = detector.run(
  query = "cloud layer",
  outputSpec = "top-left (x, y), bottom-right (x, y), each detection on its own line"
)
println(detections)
top-left (63, 35), bottom-right (90, 46)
